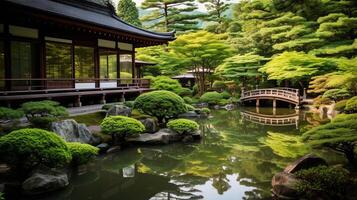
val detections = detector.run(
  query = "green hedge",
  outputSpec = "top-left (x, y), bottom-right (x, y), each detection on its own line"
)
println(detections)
top-left (200, 91), bottom-right (223, 105)
top-left (134, 90), bottom-right (187, 122)
top-left (67, 142), bottom-right (99, 165)
top-left (0, 128), bottom-right (71, 171)
top-left (101, 116), bottom-right (145, 137)
top-left (345, 96), bottom-right (357, 113)
top-left (212, 80), bottom-right (226, 91)
top-left (167, 119), bottom-right (199, 135)
top-left (0, 107), bottom-right (23, 121)
top-left (151, 76), bottom-right (183, 94)
top-left (296, 166), bottom-right (351, 199)
top-left (201, 108), bottom-right (211, 114)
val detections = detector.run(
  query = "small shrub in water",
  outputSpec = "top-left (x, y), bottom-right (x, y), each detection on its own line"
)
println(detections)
top-left (67, 142), bottom-right (99, 165)
top-left (167, 118), bottom-right (199, 135)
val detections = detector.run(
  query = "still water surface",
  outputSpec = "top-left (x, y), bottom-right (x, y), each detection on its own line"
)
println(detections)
top-left (12, 108), bottom-right (345, 200)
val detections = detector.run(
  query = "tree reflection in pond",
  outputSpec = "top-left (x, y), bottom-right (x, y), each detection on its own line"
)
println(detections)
top-left (23, 108), bottom-right (345, 200)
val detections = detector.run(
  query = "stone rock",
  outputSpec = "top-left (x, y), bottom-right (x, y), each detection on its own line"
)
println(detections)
top-left (272, 172), bottom-right (301, 199)
top-left (213, 105), bottom-right (220, 110)
top-left (106, 105), bottom-right (131, 117)
top-left (88, 125), bottom-right (101, 134)
top-left (139, 117), bottom-right (159, 133)
top-left (50, 119), bottom-right (100, 145)
top-left (106, 146), bottom-right (121, 154)
top-left (96, 143), bottom-right (110, 153)
top-left (127, 128), bottom-right (180, 145)
top-left (224, 104), bottom-right (235, 111)
top-left (178, 111), bottom-right (200, 118)
top-left (22, 168), bottom-right (69, 195)
top-left (182, 135), bottom-right (194, 143)
top-left (192, 130), bottom-right (202, 140)
top-left (284, 154), bottom-right (327, 174)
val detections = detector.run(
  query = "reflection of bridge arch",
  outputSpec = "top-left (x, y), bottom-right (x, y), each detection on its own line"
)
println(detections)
top-left (241, 110), bottom-right (299, 128)
top-left (240, 88), bottom-right (301, 107)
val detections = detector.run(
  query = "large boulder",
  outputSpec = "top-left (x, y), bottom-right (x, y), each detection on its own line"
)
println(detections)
top-left (139, 117), bottom-right (159, 133)
top-left (22, 168), bottom-right (69, 195)
top-left (106, 105), bottom-right (131, 117)
top-left (50, 119), bottom-right (100, 145)
top-left (272, 172), bottom-right (301, 199)
top-left (126, 128), bottom-right (180, 145)
top-left (284, 154), bottom-right (327, 174)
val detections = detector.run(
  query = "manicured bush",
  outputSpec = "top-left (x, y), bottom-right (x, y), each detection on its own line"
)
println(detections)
top-left (178, 87), bottom-right (192, 97)
top-left (200, 91), bottom-right (223, 105)
top-left (67, 142), bottom-right (99, 165)
top-left (124, 101), bottom-right (135, 108)
top-left (183, 96), bottom-right (193, 104)
top-left (185, 104), bottom-right (195, 111)
top-left (167, 119), bottom-right (199, 135)
top-left (0, 107), bottom-right (23, 122)
top-left (212, 80), bottom-right (226, 91)
top-left (151, 76), bottom-right (183, 94)
top-left (322, 88), bottom-right (350, 102)
top-left (101, 116), bottom-right (145, 138)
top-left (335, 99), bottom-right (348, 112)
top-left (345, 96), bottom-right (357, 113)
top-left (220, 91), bottom-right (231, 99)
top-left (134, 90), bottom-right (187, 122)
top-left (201, 108), bottom-right (211, 114)
top-left (218, 99), bottom-right (230, 106)
top-left (21, 100), bottom-right (68, 128)
top-left (0, 128), bottom-right (72, 172)
top-left (296, 166), bottom-right (351, 199)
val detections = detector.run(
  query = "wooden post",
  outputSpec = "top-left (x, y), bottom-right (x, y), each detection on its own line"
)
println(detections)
top-left (120, 93), bottom-right (125, 102)
top-left (273, 99), bottom-right (276, 108)
top-left (303, 88), bottom-right (307, 99)
top-left (75, 96), bottom-right (82, 107)
top-left (100, 94), bottom-right (106, 104)
top-left (256, 98), bottom-right (260, 107)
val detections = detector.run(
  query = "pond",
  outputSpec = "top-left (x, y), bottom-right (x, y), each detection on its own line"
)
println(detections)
top-left (7, 108), bottom-right (345, 200)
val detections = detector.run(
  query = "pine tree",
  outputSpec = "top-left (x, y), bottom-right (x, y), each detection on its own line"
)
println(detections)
top-left (140, 0), bottom-right (203, 32)
top-left (117, 0), bottom-right (142, 27)
top-left (199, 0), bottom-right (231, 24)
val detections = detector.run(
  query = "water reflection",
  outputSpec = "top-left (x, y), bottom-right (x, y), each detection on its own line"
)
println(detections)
top-left (6, 108), bottom-right (345, 200)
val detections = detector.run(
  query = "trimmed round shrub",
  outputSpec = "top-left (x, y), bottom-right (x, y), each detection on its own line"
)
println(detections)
top-left (200, 91), bottom-right (223, 105)
top-left (178, 87), bottom-right (192, 97)
top-left (134, 90), bottom-right (187, 122)
top-left (167, 119), bottom-right (199, 135)
top-left (212, 80), bottom-right (226, 91)
top-left (0, 128), bottom-right (72, 171)
top-left (0, 107), bottom-right (24, 122)
top-left (21, 100), bottom-right (68, 128)
top-left (335, 99), bottom-right (348, 112)
top-left (185, 104), bottom-right (195, 111)
top-left (183, 96), bottom-right (193, 104)
top-left (218, 99), bottom-right (230, 106)
top-left (201, 108), bottom-right (211, 114)
top-left (296, 166), bottom-right (351, 199)
top-left (101, 116), bottom-right (145, 137)
top-left (67, 142), bottom-right (99, 165)
top-left (220, 91), bottom-right (231, 99)
top-left (151, 76), bottom-right (183, 94)
top-left (345, 96), bottom-right (357, 113)
top-left (322, 88), bottom-right (350, 102)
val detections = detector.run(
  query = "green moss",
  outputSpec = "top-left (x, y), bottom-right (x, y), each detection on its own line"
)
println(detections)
top-left (67, 142), bottom-right (99, 165)
top-left (296, 166), bottom-right (351, 199)
top-left (200, 91), bottom-right (223, 105)
top-left (70, 112), bottom-right (106, 126)
top-left (345, 96), bottom-right (357, 113)
top-left (134, 90), bottom-right (187, 122)
top-left (167, 118), bottom-right (199, 135)
top-left (101, 116), bottom-right (145, 137)
top-left (0, 128), bottom-right (72, 171)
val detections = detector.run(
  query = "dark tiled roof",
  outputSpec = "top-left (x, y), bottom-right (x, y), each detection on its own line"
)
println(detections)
top-left (4, 0), bottom-right (175, 41)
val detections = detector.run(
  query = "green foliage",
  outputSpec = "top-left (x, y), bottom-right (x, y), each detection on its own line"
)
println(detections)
top-left (345, 96), bottom-right (357, 113)
top-left (21, 100), bottom-right (68, 128)
top-left (199, 0), bottom-right (231, 25)
top-left (0, 192), bottom-right (4, 200)
top-left (124, 101), bottom-right (135, 108)
top-left (151, 76), bottom-right (183, 94)
top-left (212, 80), bottom-right (226, 91)
top-left (201, 107), bottom-right (211, 114)
top-left (0, 107), bottom-right (23, 122)
top-left (100, 116), bottom-right (145, 137)
top-left (167, 118), bottom-right (199, 135)
top-left (102, 104), bottom-right (112, 111)
top-left (302, 113), bottom-right (357, 163)
top-left (67, 142), bottom-right (99, 165)
top-left (183, 96), bottom-right (194, 104)
top-left (296, 166), bottom-right (351, 199)
top-left (117, 0), bottom-right (141, 27)
top-left (335, 99), bottom-right (348, 112)
top-left (218, 99), bottom-right (229, 106)
top-left (185, 104), bottom-right (196, 111)
top-left (0, 128), bottom-right (71, 171)
top-left (308, 72), bottom-right (355, 94)
top-left (322, 88), bottom-right (350, 101)
top-left (220, 91), bottom-right (231, 99)
top-left (133, 90), bottom-right (187, 122)
top-left (178, 87), bottom-right (192, 97)
top-left (200, 91), bottom-right (223, 105)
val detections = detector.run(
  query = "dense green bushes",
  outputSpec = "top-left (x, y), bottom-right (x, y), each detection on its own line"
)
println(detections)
top-left (124, 101), bottom-right (135, 108)
top-left (151, 76), bottom-right (182, 93)
top-left (167, 119), bottom-right (199, 135)
top-left (200, 91), bottom-right (223, 105)
top-left (201, 108), bottom-right (211, 114)
top-left (0, 107), bottom-right (23, 122)
top-left (101, 116), bottom-right (145, 137)
top-left (345, 96), bottom-right (357, 113)
top-left (296, 166), bottom-right (351, 199)
top-left (322, 89), bottom-right (350, 102)
top-left (0, 128), bottom-right (72, 171)
top-left (67, 142), bottom-right (99, 165)
top-left (21, 100), bottom-right (68, 128)
top-left (335, 99), bottom-right (348, 112)
top-left (212, 81), bottom-right (226, 91)
top-left (183, 96), bottom-right (194, 104)
top-left (134, 90), bottom-right (187, 122)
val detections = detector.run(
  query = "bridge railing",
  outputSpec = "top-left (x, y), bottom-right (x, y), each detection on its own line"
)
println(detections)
top-left (241, 110), bottom-right (299, 127)
top-left (241, 88), bottom-right (300, 103)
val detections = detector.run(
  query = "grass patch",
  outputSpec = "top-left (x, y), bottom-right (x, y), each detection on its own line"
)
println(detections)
top-left (70, 111), bottom-right (106, 126)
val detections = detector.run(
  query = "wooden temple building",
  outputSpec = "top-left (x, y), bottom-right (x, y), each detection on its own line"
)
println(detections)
top-left (0, 0), bottom-right (175, 106)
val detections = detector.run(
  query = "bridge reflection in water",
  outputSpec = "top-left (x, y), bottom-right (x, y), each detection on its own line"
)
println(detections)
top-left (241, 109), bottom-right (300, 129)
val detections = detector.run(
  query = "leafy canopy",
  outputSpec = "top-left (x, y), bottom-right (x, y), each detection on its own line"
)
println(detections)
top-left (117, 0), bottom-right (141, 27)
